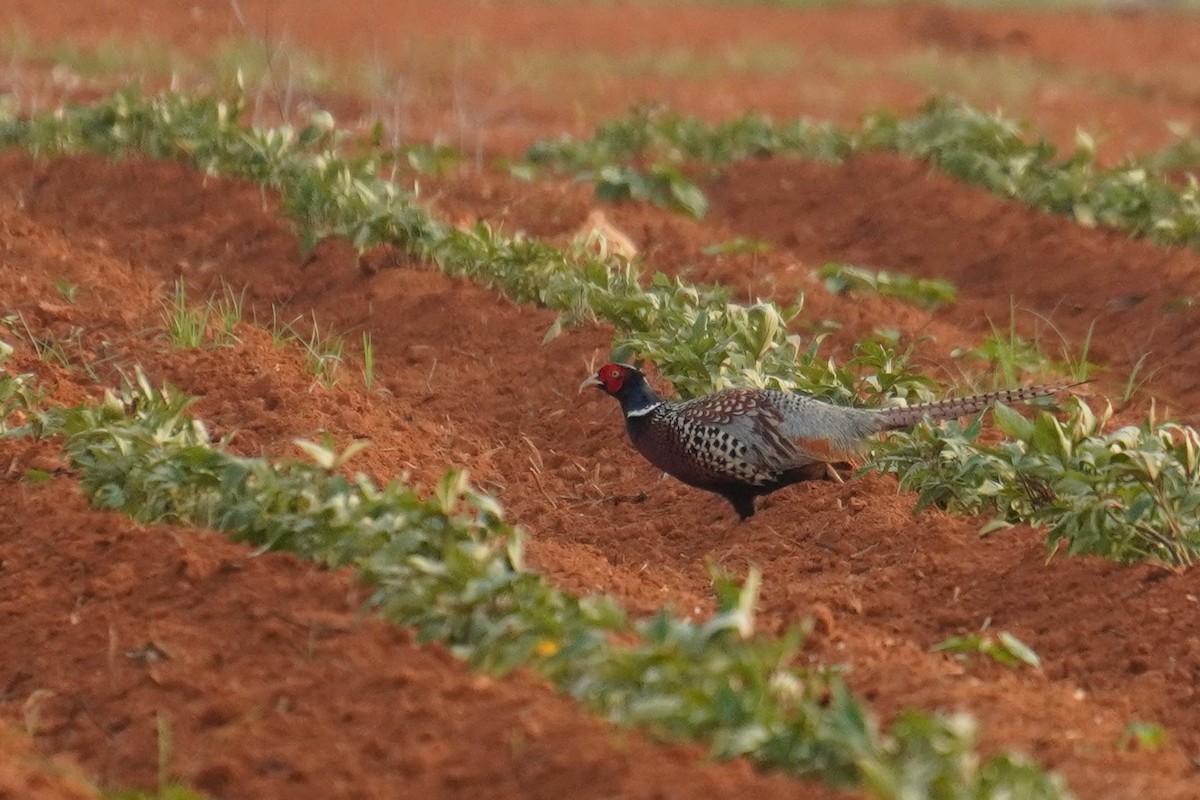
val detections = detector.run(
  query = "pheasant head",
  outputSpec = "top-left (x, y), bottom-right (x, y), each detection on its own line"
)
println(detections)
top-left (579, 363), bottom-right (663, 418)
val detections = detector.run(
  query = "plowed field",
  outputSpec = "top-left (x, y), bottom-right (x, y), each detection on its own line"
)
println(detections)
top-left (3, 3), bottom-right (1200, 799)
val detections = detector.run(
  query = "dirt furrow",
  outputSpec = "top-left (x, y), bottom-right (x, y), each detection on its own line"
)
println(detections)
top-left (3, 153), bottom-right (1199, 797)
top-left (0, 432), bottom-right (831, 800)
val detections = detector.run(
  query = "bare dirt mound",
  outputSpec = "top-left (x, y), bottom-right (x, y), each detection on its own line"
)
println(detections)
top-left (0, 725), bottom-right (97, 800)
top-left (0, 441), bottom-right (827, 800)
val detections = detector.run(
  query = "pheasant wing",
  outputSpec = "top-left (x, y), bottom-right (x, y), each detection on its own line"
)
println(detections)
top-left (674, 389), bottom-right (829, 482)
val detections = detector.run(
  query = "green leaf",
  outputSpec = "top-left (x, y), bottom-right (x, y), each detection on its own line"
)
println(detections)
top-left (668, 177), bottom-right (708, 219)
top-left (992, 402), bottom-right (1035, 441)
top-left (1029, 412), bottom-right (1071, 461)
top-left (1118, 720), bottom-right (1166, 751)
top-left (996, 631), bottom-right (1041, 670)
top-left (978, 517), bottom-right (1013, 537)
top-left (293, 438), bottom-right (337, 470)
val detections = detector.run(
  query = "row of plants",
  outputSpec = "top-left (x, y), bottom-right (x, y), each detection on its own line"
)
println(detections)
top-left (0, 86), bottom-right (934, 405)
top-left (879, 401), bottom-right (1200, 566)
top-left (1, 88), bottom-right (1196, 565)
top-left (520, 100), bottom-right (1200, 250)
top-left (0, 348), bottom-right (1066, 798)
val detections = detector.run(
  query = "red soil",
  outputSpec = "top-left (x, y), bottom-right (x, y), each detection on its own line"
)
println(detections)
top-left (3, 3), bottom-right (1200, 799)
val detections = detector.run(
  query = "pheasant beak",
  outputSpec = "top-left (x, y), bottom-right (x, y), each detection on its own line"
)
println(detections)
top-left (578, 374), bottom-right (603, 393)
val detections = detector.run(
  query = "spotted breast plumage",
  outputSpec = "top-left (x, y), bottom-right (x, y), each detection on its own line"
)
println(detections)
top-left (581, 363), bottom-right (1076, 519)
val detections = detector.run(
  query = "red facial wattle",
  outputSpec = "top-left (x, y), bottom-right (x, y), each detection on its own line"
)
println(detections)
top-left (599, 364), bottom-right (626, 394)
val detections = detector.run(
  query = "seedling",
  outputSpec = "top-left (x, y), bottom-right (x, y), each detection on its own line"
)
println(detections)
top-left (211, 283), bottom-right (245, 345)
top-left (162, 279), bottom-right (208, 348)
top-left (1118, 720), bottom-right (1166, 752)
top-left (263, 305), bottom-right (303, 347)
top-left (53, 279), bottom-right (79, 303)
top-left (293, 435), bottom-right (370, 471)
top-left (881, 398), bottom-right (1200, 566)
top-left (299, 314), bottom-right (344, 388)
top-left (932, 630), bottom-right (1042, 670)
top-left (952, 307), bottom-right (1094, 386)
top-left (7, 312), bottom-right (78, 370)
top-left (0, 342), bottom-right (45, 431)
top-left (360, 331), bottom-right (375, 391)
top-left (1120, 352), bottom-right (1156, 406)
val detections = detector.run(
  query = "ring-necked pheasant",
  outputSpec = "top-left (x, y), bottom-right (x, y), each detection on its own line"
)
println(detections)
top-left (581, 363), bottom-right (1073, 519)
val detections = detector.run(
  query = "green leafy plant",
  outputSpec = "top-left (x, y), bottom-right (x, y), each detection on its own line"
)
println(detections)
top-left (1142, 126), bottom-right (1200, 173)
top-left (161, 279), bottom-right (242, 349)
top-left (397, 141), bottom-right (462, 177)
top-left (951, 306), bottom-right (1094, 387)
top-left (593, 162), bottom-right (708, 218)
top-left (877, 399), bottom-right (1200, 566)
top-left (954, 330), bottom-right (1060, 386)
top-left (298, 315), bottom-right (344, 389)
top-left (932, 630), bottom-right (1042, 669)
top-left (523, 102), bottom-right (850, 173)
top-left (162, 280), bottom-right (205, 348)
top-left (862, 104), bottom-right (1200, 249)
top-left (0, 341), bottom-right (43, 433)
top-left (263, 305), bottom-right (303, 347)
top-left (522, 104), bottom-right (848, 219)
top-left (211, 283), bottom-right (245, 344)
top-left (818, 263), bottom-right (956, 311)
top-left (0, 87), bottom-right (934, 404)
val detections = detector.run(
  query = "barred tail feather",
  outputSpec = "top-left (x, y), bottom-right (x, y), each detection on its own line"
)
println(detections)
top-left (876, 382), bottom-right (1079, 431)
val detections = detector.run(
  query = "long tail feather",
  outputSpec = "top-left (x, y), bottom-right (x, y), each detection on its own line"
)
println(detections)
top-left (876, 382), bottom-right (1081, 431)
